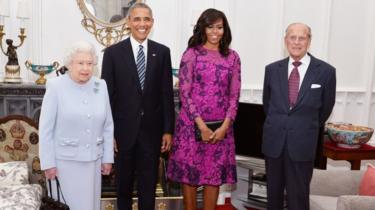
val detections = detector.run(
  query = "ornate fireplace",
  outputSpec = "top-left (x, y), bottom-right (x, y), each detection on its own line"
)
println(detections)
top-left (0, 83), bottom-right (45, 122)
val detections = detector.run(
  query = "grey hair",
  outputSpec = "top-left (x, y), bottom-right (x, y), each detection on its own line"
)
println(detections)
top-left (63, 41), bottom-right (98, 67)
top-left (285, 22), bottom-right (312, 38)
top-left (126, 2), bottom-right (153, 19)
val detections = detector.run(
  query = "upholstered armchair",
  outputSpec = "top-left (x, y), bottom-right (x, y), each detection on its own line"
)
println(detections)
top-left (0, 115), bottom-right (45, 209)
top-left (310, 169), bottom-right (375, 210)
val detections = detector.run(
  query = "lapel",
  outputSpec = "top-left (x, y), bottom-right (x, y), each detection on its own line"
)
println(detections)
top-left (122, 38), bottom-right (142, 94)
top-left (294, 54), bottom-right (320, 107)
top-left (277, 58), bottom-right (290, 111)
top-left (143, 40), bottom-right (157, 92)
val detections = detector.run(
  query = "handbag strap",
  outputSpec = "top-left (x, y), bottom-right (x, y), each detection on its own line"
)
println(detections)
top-left (55, 177), bottom-right (68, 205)
top-left (46, 177), bottom-right (68, 205)
top-left (48, 179), bottom-right (53, 198)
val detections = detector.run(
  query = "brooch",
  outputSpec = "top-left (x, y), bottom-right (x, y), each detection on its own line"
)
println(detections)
top-left (93, 81), bottom-right (100, 93)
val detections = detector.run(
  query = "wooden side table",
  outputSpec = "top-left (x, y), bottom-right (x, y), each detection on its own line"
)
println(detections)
top-left (319, 141), bottom-right (375, 170)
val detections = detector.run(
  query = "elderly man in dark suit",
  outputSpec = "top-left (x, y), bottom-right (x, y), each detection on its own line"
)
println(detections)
top-left (262, 23), bottom-right (336, 210)
top-left (101, 3), bottom-right (174, 210)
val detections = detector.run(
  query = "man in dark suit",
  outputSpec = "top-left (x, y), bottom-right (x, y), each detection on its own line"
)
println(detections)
top-left (101, 3), bottom-right (174, 210)
top-left (262, 23), bottom-right (336, 210)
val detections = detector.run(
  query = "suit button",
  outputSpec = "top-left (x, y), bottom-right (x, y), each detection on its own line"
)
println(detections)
top-left (86, 144), bottom-right (90, 148)
top-left (140, 111), bottom-right (144, 116)
top-left (87, 114), bottom-right (91, 119)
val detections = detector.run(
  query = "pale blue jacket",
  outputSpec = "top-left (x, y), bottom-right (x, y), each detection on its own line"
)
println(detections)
top-left (39, 74), bottom-right (114, 170)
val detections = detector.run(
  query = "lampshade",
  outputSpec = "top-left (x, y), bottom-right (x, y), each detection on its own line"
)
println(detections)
top-left (0, 0), bottom-right (10, 17)
top-left (16, 0), bottom-right (29, 19)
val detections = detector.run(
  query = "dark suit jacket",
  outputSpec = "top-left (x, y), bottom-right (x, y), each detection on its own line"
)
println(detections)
top-left (101, 38), bottom-right (174, 150)
top-left (262, 54), bottom-right (336, 161)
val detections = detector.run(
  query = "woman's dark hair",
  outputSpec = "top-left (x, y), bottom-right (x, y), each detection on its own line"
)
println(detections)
top-left (188, 8), bottom-right (232, 56)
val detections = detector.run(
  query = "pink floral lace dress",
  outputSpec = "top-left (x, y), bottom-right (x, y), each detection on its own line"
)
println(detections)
top-left (167, 46), bottom-right (241, 186)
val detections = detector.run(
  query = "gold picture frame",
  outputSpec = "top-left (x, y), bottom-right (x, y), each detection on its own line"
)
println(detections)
top-left (76, 0), bottom-right (142, 47)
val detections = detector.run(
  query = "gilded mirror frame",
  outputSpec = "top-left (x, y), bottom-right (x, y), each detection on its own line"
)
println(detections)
top-left (76, 0), bottom-right (142, 47)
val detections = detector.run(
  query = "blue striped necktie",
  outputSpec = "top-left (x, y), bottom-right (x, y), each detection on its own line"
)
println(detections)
top-left (136, 45), bottom-right (146, 89)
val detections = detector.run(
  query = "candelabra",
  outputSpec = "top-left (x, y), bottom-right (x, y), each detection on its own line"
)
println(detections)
top-left (0, 25), bottom-right (26, 83)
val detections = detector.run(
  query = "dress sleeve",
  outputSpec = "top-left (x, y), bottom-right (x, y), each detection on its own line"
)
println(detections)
top-left (101, 80), bottom-right (114, 164)
top-left (225, 51), bottom-right (241, 121)
top-left (39, 80), bottom-right (58, 170)
top-left (178, 49), bottom-right (201, 119)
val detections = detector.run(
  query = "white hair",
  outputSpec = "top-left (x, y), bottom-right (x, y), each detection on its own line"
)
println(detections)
top-left (63, 41), bottom-right (98, 67)
top-left (285, 22), bottom-right (312, 38)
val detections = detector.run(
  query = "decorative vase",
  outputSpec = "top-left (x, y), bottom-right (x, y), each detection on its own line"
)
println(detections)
top-left (326, 123), bottom-right (374, 149)
top-left (25, 60), bottom-right (59, 85)
top-left (172, 68), bottom-right (179, 87)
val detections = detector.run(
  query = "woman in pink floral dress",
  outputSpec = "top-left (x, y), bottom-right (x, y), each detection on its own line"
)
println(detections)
top-left (167, 8), bottom-right (241, 210)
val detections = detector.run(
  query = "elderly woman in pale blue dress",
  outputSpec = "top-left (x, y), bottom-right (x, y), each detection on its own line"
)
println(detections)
top-left (39, 41), bottom-right (114, 210)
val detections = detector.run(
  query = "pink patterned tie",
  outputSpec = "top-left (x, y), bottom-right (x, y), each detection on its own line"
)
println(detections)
top-left (289, 61), bottom-right (302, 107)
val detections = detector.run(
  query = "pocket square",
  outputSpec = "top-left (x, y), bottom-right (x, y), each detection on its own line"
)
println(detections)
top-left (311, 84), bottom-right (321, 88)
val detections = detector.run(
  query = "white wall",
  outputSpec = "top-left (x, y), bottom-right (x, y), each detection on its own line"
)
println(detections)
top-left (1, 0), bottom-right (375, 141)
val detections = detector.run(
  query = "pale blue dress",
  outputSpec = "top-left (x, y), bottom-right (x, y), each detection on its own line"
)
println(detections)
top-left (39, 74), bottom-right (114, 210)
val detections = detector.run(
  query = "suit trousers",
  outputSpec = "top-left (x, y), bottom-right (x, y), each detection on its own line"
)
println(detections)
top-left (265, 145), bottom-right (314, 210)
top-left (116, 125), bottom-right (160, 210)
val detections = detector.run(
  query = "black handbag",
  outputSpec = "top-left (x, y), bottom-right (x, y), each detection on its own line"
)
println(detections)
top-left (40, 177), bottom-right (70, 210)
top-left (195, 120), bottom-right (223, 141)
